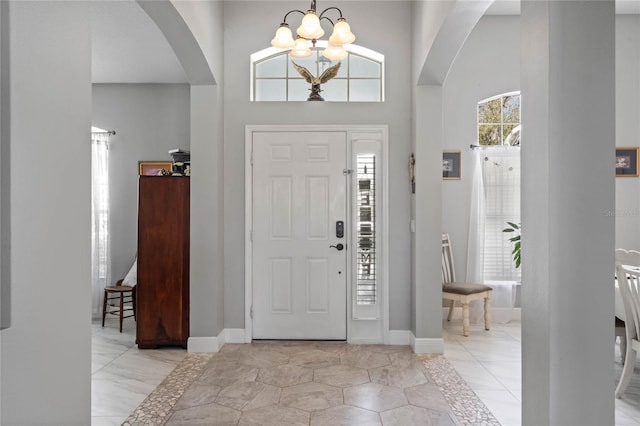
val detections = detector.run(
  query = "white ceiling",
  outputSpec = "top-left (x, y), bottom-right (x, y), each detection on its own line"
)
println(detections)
top-left (486, 0), bottom-right (640, 15)
top-left (91, 1), bottom-right (187, 83)
top-left (91, 1), bottom-right (640, 84)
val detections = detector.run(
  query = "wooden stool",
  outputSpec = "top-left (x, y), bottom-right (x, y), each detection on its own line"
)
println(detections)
top-left (102, 279), bottom-right (136, 332)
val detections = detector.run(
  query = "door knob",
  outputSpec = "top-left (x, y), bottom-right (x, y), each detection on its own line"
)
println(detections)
top-left (330, 243), bottom-right (344, 251)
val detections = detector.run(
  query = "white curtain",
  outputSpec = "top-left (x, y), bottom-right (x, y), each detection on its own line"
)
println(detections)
top-left (467, 146), bottom-right (520, 323)
top-left (91, 132), bottom-right (110, 319)
top-left (466, 149), bottom-right (486, 285)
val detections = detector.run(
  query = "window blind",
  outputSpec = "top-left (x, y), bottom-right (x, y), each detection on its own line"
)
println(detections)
top-left (481, 148), bottom-right (520, 282)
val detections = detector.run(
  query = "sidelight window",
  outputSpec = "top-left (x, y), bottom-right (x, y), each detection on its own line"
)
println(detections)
top-left (351, 138), bottom-right (383, 320)
top-left (356, 153), bottom-right (377, 305)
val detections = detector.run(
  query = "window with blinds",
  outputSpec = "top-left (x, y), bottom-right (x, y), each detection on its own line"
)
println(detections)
top-left (351, 137), bottom-right (383, 321)
top-left (356, 154), bottom-right (377, 305)
top-left (481, 149), bottom-right (521, 282)
top-left (475, 92), bottom-right (522, 282)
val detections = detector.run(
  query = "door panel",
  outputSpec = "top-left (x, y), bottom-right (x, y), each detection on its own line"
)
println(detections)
top-left (307, 177), bottom-right (329, 239)
top-left (252, 131), bottom-right (347, 340)
top-left (270, 177), bottom-right (292, 239)
top-left (270, 258), bottom-right (292, 313)
top-left (307, 258), bottom-right (329, 313)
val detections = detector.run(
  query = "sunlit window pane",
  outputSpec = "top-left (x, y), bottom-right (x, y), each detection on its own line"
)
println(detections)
top-left (477, 93), bottom-right (521, 145)
top-left (334, 60), bottom-right (348, 78)
top-left (478, 98), bottom-right (501, 123)
top-left (252, 47), bottom-right (383, 102)
top-left (256, 55), bottom-right (286, 78)
top-left (322, 79), bottom-right (348, 102)
top-left (255, 79), bottom-right (286, 101)
top-left (350, 79), bottom-right (380, 102)
top-left (288, 55), bottom-right (317, 77)
top-left (349, 55), bottom-right (380, 78)
top-left (503, 95), bottom-right (521, 123)
top-left (502, 124), bottom-right (518, 140)
top-left (288, 79), bottom-right (311, 101)
top-left (479, 124), bottom-right (501, 145)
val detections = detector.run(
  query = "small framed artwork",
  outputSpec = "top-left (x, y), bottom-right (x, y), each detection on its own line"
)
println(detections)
top-left (616, 148), bottom-right (639, 177)
top-left (138, 161), bottom-right (173, 176)
top-left (443, 151), bottom-right (461, 180)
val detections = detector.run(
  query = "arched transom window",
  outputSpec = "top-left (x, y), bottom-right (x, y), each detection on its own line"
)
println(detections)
top-left (251, 42), bottom-right (384, 102)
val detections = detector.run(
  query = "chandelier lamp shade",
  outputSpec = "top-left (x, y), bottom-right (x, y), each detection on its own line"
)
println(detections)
top-left (270, 0), bottom-right (356, 60)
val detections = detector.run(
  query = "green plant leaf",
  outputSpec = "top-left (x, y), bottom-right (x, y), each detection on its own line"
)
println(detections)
top-left (504, 221), bottom-right (522, 269)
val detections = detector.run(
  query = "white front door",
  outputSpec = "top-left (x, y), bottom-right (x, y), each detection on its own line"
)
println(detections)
top-left (252, 131), bottom-right (347, 340)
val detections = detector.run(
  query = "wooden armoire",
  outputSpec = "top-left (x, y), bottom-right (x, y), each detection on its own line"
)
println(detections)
top-left (136, 176), bottom-right (189, 348)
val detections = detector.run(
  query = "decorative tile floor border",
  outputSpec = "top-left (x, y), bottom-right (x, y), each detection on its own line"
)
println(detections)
top-left (421, 355), bottom-right (501, 426)
top-left (123, 353), bottom-right (213, 426)
top-left (124, 351), bottom-right (499, 426)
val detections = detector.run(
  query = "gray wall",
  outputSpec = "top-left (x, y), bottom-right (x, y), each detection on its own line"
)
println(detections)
top-left (0, 0), bottom-right (10, 331)
top-left (615, 15), bottom-right (640, 251)
top-left (223, 1), bottom-right (413, 331)
top-left (442, 15), bottom-right (520, 281)
top-left (92, 83), bottom-right (190, 283)
top-left (190, 85), bottom-right (225, 338)
top-left (520, 2), bottom-right (615, 423)
top-left (1, 1), bottom-right (92, 423)
top-left (177, 0), bottom-right (226, 340)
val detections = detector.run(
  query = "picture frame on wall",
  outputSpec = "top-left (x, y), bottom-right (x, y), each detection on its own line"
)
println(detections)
top-left (616, 147), bottom-right (639, 177)
top-left (443, 151), bottom-right (461, 180)
top-left (138, 161), bottom-right (173, 176)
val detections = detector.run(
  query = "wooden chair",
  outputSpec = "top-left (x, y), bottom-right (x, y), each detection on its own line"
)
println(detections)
top-left (615, 317), bottom-right (626, 364)
top-left (102, 279), bottom-right (136, 333)
top-left (442, 233), bottom-right (493, 337)
top-left (615, 249), bottom-right (640, 397)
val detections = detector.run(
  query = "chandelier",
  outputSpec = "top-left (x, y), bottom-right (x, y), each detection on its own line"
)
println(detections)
top-left (270, 0), bottom-right (356, 60)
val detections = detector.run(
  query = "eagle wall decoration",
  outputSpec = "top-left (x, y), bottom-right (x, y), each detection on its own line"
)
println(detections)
top-left (291, 61), bottom-right (341, 101)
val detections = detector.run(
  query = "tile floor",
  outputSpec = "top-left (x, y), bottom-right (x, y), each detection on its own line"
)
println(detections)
top-left (91, 319), bottom-right (187, 426)
top-left (443, 320), bottom-right (521, 426)
top-left (443, 318), bottom-right (640, 426)
top-left (93, 317), bottom-right (640, 426)
top-left (161, 342), bottom-right (463, 425)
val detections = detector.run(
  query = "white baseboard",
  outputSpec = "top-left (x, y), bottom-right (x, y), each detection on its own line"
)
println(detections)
top-left (187, 336), bottom-right (220, 353)
top-left (188, 328), bottom-right (449, 355)
top-left (348, 337), bottom-right (383, 345)
top-left (224, 328), bottom-right (246, 343)
top-left (187, 328), bottom-right (247, 353)
top-left (410, 332), bottom-right (444, 354)
top-left (387, 330), bottom-right (411, 345)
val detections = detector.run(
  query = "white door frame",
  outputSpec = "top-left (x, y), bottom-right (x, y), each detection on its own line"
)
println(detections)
top-left (245, 124), bottom-right (389, 344)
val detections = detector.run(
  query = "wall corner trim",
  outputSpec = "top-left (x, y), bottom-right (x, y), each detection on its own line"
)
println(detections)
top-left (187, 336), bottom-right (220, 353)
top-left (410, 332), bottom-right (444, 354)
top-left (187, 329), bottom-right (246, 353)
top-left (388, 330), bottom-right (412, 345)
top-left (224, 328), bottom-right (246, 344)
